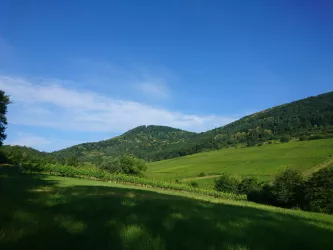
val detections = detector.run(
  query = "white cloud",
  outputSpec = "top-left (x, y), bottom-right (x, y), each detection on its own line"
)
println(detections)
top-left (0, 75), bottom-right (237, 133)
top-left (135, 80), bottom-right (170, 99)
top-left (7, 132), bottom-right (51, 148)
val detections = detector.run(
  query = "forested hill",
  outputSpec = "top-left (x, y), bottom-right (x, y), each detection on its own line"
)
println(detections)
top-left (5, 91), bottom-right (333, 165)
top-left (51, 125), bottom-right (198, 164)
top-left (206, 91), bottom-right (333, 147)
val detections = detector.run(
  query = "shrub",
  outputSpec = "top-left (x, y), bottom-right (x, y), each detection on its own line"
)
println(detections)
top-left (189, 181), bottom-right (199, 188)
top-left (198, 172), bottom-right (206, 177)
top-left (272, 169), bottom-right (305, 208)
top-left (280, 135), bottom-right (291, 143)
top-left (299, 135), bottom-right (309, 141)
top-left (247, 183), bottom-right (276, 205)
top-left (237, 177), bottom-right (260, 195)
top-left (214, 174), bottom-right (240, 193)
top-left (304, 168), bottom-right (333, 214)
top-left (99, 155), bottom-right (147, 176)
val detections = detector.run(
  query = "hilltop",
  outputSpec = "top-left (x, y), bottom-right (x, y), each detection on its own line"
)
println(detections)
top-left (51, 125), bottom-right (197, 164)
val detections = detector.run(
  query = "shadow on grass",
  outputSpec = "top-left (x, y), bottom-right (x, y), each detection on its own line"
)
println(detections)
top-left (1, 167), bottom-right (333, 250)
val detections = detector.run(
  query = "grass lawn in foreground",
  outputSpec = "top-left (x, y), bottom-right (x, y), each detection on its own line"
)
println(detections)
top-left (1, 168), bottom-right (333, 250)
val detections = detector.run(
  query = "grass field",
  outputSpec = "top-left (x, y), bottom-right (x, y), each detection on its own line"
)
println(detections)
top-left (146, 139), bottom-right (333, 188)
top-left (1, 168), bottom-right (333, 250)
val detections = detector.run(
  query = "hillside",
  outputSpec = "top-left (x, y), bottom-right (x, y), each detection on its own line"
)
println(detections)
top-left (0, 145), bottom-right (50, 163)
top-left (160, 91), bottom-right (333, 158)
top-left (146, 138), bottom-right (333, 187)
top-left (51, 125), bottom-right (197, 163)
top-left (11, 91), bottom-right (333, 164)
top-left (1, 168), bottom-right (333, 250)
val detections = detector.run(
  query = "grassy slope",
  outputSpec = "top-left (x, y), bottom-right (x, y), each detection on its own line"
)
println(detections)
top-left (1, 169), bottom-right (333, 250)
top-left (146, 139), bottom-right (333, 186)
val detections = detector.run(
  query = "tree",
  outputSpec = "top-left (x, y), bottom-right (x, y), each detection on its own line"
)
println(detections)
top-left (272, 169), bottom-right (304, 207)
top-left (214, 174), bottom-right (240, 193)
top-left (0, 90), bottom-right (10, 146)
top-left (99, 157), bottom-right (122, 174)
top-left (304, 167), bottom-right (333, 214)
top-left (119, 154), bottom-right (147, 175)
top-left (237, 177), bottom-right (260, 195)
top-left (99, 154), bottom-right (147, 176)
top-left (67, 154), bottom-right (79, 167)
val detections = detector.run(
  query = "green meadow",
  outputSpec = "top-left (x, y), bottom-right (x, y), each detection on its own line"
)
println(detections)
top-left (1, 168), bottom-right (333, 250)
top-left (146, 139), bottom-right (333, 188)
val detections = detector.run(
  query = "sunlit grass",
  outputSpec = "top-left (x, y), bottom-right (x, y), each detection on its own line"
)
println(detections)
top-left (146, 138), bottom-right (333, 182)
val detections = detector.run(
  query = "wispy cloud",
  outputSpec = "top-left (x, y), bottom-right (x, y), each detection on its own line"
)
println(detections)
top-left (7, 132), bottom-right (51, 148)
top-left (0, 75), bottom-right (237, 134)
top-left (135, 80), bottom-right (170, 99)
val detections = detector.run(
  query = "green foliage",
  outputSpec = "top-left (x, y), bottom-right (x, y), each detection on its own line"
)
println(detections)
top-left (272, 169), bottom-right (305, 207)
top-left (0, 90), bottom-right (10, 146)
top-left (304, 167), bottom-right (333, 214)
top-left (99, 155), bottom-right (147, 176)
top-left (214, 174), bottom-right (240, 193)
top-left (189, 181), bottom-right (199, 188)
top-left (237, 177), bottom-right (260, 195)
top-left (119, 154), bottom-right (147, 175)
top-left (20, 162), bottom-right (245, 201)
top-left (51, 125), bottom-right (198, 163)
top-left (280, 135), bottom-right (291, 143)
top-left (67, 154), bottom-right (79, 167)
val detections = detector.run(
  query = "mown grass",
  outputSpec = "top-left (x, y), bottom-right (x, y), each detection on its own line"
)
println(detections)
top-left (1, 168), bottom-right (333, 250)
top-left (146, 139), bottom-right (333, 186)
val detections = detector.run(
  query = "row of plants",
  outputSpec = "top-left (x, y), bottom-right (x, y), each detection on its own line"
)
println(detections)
top-left (21, 162), bottom-right (246, 201)
top-left (214, 167), bottom-right (333, 214)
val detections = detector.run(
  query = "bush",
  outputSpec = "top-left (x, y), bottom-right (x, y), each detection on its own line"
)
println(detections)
top-left (272, 169), bottom-right (305, 208)
top-left (247, 183), bottom-right (276, 205)
top-left (100, 154), bottom-right (147, 176)
top-left (214, 174), bottom-right (240, 193)
top-left (304, 168), bottom-right (333, 214)
top-left (189, 181), bottom-right (199, 188)
top-left (237, 177), bottom-right (260, 195)
top-left (299, 135), bottom-right (309, 141)
top-left (198, 172), bottom-right (206, 177)
top-left (280, 135), bottom-right (291, 143)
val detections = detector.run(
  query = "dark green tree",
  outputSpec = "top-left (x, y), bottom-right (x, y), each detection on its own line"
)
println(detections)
top-left (272, 169), bottom-right (304, 207)
top-left (214, 174), bottom-right (240, 193)
top-left (304, 167), bottom-right (333, 214)
top-left (67, 154), bottom-right (79, 167)
top-left (119, 154), bottom-right (147, 175)
top-left (237, 177), bottom-right (260, 195)
top-left (0, 90), bottom-right (10, 146)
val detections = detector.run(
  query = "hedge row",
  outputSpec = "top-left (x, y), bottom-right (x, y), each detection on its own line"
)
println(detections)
top-left (22, 162), bottom-right (246, 201)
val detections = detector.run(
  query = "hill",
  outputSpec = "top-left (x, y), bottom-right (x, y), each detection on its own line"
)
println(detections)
top-left (1, 168), bottom-right (333, 250)
top-left (0, 145), bottom-right (50, 164)
top-left (51, 125), bottom-right (197, 163)
top-left (51, 91), bottom-right (333, 164)
top-left (146, 138), bottom-right (333, 187)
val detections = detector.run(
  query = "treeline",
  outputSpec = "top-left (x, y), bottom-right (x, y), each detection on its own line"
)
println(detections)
top-left (1, 145), bottom-right (148, 176)
top-left (213, 168), bottom-right (333, 214)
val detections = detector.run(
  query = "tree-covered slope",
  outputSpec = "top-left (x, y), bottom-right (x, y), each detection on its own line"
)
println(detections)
top-left (208, 91), bottom-right (333, 146)
top-left (145, 91), bottom-right (333, 159)
top-left (51, 125), bottom-right (197, 163)
top-left (0, 145), bottom-right (51, 163)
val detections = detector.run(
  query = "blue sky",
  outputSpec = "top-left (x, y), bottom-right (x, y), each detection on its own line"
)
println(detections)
top-left (0, 0), bottom-right (332, 152)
